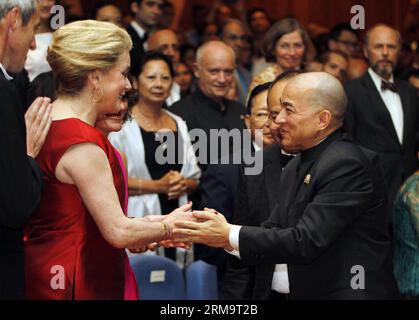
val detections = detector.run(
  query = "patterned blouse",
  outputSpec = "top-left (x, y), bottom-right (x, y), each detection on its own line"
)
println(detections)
top-left (393, 171), bottom-right (419, 297)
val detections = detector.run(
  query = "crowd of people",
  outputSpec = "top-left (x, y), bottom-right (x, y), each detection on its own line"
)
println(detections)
top-left (0, 0), bottom-right (418, 300)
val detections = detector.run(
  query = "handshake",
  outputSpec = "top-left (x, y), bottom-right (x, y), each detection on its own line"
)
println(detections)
top-left (128, 202), bottom-right (234, 253)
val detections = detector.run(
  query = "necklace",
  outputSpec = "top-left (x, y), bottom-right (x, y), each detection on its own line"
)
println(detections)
top-left (136, 109), bottom-right (168, 150)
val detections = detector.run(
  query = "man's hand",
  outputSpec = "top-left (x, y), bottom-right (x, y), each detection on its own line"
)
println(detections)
top-left (173, 209), bottom-right (232, 249)
top-left (25, 97), bottom-right (52, 158)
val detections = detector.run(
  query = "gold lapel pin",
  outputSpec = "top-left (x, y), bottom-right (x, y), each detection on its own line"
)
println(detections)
top-left (304, 174), bottom-right (311, 185)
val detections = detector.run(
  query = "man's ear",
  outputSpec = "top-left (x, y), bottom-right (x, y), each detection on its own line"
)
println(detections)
top-left (318, 109), bottom-right (332, 130)
top-left (7, 7), bottom-right (22, 32)
top-left (193, 62), bottom-right (200, 79)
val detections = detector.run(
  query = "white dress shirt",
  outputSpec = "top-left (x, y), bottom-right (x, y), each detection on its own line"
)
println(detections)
top-left (368, 68), bottom-right (404, 144)
top-left (166, 82), bottom-right (181, 107)
top-left (24, 32), bottom-right (52, 82)
top-left (228, 225), bottom-right (290, 294)
top-left (0, 63), bottom-right (14, 81)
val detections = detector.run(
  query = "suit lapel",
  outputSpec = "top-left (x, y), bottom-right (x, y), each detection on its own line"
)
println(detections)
top-left (264, 149), bottom-right (283, 213)
top-left (362, 74), bottom-right (400, 146)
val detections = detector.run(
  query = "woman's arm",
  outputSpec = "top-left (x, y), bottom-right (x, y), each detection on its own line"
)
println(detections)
top-left (56, 143), bottom-right (191, 249)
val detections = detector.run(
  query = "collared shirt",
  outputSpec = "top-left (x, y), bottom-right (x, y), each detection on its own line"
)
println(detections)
top-left (227, 146), bottom-right (294, 295)
top-left (0, 63), bottom-right (14, 81)
top-left (166, 82), bottom-right (181, 107)
top-left (368, 68), bottom-right (404, 144)
top-left (130, 21), bottom-right (148, 51)
top-left (228, 224), bottom-right (290, 294)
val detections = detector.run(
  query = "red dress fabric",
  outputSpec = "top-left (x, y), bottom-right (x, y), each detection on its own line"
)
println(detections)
top-left (25, 118), bottom-right (130, 299)
top-left (113, 148), bottom-right (139, 300)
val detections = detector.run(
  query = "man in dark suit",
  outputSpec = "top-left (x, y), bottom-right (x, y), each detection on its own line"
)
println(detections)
top-left (170, 40), bottom-right (246, 172)
top-left (223, 72), bottom-right (299, 300)
top-left (127, 0), bottom-right (164, 76)
top-left (345, 24), bottom-right (418, 205)
top-left (199, 82), bottom-right (275, 295)
top-left (170, 40), bottom-right (246, 275)
top-left (0, 1), bottom-right (51, 299)
top-left (174, 72), bottom-right (399, 299)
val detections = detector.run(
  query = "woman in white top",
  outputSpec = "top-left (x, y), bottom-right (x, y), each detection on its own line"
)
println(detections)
top-left (109, 51), bottom-right (200, 264)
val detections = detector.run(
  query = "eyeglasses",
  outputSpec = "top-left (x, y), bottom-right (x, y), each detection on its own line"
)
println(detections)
top-left (226, 34), bottom-right (248, 42)
top-left (335, 38), bottom-right (359, 49)
top-left (251, 111), bottom-right (270, 124)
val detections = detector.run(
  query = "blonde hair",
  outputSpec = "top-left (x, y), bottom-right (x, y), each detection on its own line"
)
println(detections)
top-left (47, 20), bottom-right (132, 96)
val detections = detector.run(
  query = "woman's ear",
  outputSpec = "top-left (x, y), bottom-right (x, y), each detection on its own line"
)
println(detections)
top-left (87, 70), bottom-right (101, 89)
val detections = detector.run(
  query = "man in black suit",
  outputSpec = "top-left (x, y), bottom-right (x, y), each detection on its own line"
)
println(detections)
top-left (170, 40), bottom-right (246, 275)
top-left (223, 72), bottom-right (299, 300)
top-left (345, 24), bottom-right (418, 205)
top-left (174, 72), bottom-right (399, 299)
top-left (170, 40), bottom-right (246, 172)
top-left (127, 0), bottom-right (164, 76)
top-left (199, 82), bottom-right (275, 295)
top-left (0, 1), bottom-right (51, 299)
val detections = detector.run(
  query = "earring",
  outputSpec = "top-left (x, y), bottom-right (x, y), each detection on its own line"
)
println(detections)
top-left (91, 86), bottom-right (104, 104)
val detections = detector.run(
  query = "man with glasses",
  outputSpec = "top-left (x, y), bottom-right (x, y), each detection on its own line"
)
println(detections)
top-left (223, 72), bottom-right (299, 300)
top-left (328, 23), bottom-right (360, 58)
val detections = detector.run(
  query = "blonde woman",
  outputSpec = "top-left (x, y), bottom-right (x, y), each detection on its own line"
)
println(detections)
top-left (109, 51), bottom-right (200, 266)
top-left (24, 20), bottom-right (192, 300)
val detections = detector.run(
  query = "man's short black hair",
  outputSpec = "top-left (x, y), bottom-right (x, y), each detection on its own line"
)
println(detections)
top-left (329, 23), bottom-right (359, 41)
top-left (247, 82), bottom-right (272, 115)
top-left (93, 0), bottom-right (120, 19)
top-left (246, 7), bottom-right (271, 26)
top-left (320, 50), bottom-right (349, 64)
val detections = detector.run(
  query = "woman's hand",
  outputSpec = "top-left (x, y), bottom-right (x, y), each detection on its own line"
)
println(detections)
top-left (157, 171), bottom-right (175, 194)
top-left (168, 171), bottom-right (187, 200)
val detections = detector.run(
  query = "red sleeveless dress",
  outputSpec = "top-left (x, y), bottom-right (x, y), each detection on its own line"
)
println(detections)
top-left (25, 118), bottom-right (132, 299)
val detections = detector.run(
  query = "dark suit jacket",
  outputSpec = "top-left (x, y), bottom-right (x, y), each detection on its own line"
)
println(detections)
top-left (126, 24), bottom-right (146, 77)
top-left (0, 72), bottom-right (43, 299)
top-left (344, 73), bottom-right (418, 204)
top-left (238, 130), bottom-right (399, 299)
top-left (197, 145), bottom-right (257, 280)
top-left (222, 145), bottom-right (285, 299)
top-left (170, 88), bottom-right (246, 172)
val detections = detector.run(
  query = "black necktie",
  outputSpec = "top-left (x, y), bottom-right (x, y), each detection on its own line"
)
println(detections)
top-left (142, 32), bottom-right (148, 43)
top-left (381, 80), bottom-right (398, 93)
